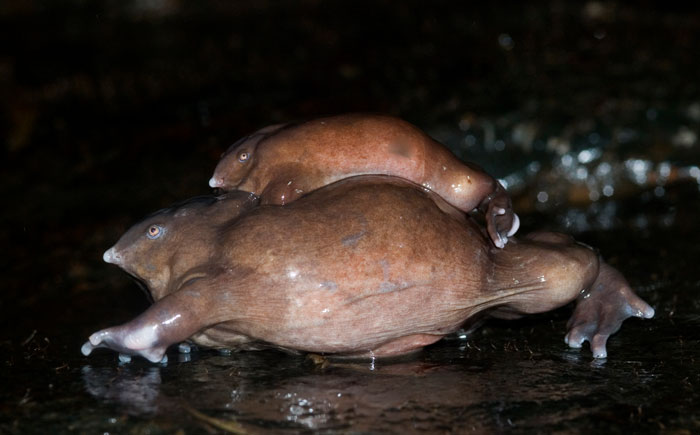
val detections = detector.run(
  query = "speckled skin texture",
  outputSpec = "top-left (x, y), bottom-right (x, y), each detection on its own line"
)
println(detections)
top-left (82, 177), bottom-right (653, 363)
top-left (209, 114), bottom-right (518, 248)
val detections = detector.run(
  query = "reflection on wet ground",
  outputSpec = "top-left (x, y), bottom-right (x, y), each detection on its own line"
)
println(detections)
top-left (2, 1), bottom-right (700, 433)
top-left (6, 310), bottom-right (700, 433)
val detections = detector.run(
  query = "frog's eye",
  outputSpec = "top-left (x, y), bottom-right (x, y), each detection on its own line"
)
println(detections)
top-left (238, 151), bottom-right (250, 163)
top-left (147, 225), bottom-right (163, 239)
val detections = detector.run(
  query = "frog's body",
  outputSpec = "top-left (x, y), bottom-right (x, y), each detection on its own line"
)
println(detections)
top-left (83, 177), bottom-right (653, 362)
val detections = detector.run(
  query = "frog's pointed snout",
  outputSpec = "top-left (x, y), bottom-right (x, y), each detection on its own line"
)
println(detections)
top-left (103, 246), bottom-right (122, 265)
top-left (209, 176), bottom-right (222, 188)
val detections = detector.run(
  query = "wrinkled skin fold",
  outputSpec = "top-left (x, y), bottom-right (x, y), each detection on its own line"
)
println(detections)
top-left (83, 176), bottom-right (653, 363)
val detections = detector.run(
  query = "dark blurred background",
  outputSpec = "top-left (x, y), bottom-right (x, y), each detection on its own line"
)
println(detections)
top-left (2, 1), bottom-right (700, 432)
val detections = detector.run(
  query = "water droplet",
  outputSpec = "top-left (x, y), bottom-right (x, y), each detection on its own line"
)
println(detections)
top-left (596, 162), bottom-right (611, 176)
top-left (561, 154), bottom-right (574, 167)
top-left (578, 148), bottom-right (600, 164)
top-left (576, 167), bottom-right (589, 180)
top-left (537, 191), bottom-right (549, 203)
top-left (633, 214), bottom-right (649, 229)
top-left (498, 33), bottom-right (514, 50)
top-left (464, 134), bottom-right (477, 147)
top-left (689, 166), bottom-right (700, 180)
top-left (625, 159), bottom-right (651, 184)
top-left (671, 126), bottom-right (697, 148)
top-left (662, 213), bottom-right (675, 227)
top-left (588, 132), bottom-right (601, 145)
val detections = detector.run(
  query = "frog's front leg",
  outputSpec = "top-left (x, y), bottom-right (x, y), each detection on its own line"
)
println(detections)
top-left (81, 279), bottom-right (231, 363)
top-left (565, 261), bottom-right (655, 358)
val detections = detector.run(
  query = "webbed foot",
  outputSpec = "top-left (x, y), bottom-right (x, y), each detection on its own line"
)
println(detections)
top-left (565, 261), bottom-right (654, 358)
top-left (81, 323), bottom-right (168, 363)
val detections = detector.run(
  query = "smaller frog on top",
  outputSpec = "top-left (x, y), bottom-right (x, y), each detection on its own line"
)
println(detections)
top-left (209, 113), bottom-right (519, 248)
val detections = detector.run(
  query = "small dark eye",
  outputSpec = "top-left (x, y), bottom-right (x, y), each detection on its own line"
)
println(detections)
top-left (238, 151), bottom-right (250, 162)
top-left (147, 225), bottom-right (163, 239)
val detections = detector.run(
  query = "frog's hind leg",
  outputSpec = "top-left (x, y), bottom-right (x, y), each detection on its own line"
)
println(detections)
top-left (565, 261), bottom-right (655, 358)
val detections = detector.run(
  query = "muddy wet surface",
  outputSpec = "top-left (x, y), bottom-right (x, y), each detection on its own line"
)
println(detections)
top-left (2, 1), bottom-right (700, 433)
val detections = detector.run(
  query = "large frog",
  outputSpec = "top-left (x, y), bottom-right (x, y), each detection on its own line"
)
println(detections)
top-left (83, 177), bottom-right (653, 362)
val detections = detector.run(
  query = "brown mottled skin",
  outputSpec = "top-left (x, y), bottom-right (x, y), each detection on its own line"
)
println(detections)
top-left (82, 177), bottom-right (653, 363)
top-left (209, 114), bottom-right (518, 248)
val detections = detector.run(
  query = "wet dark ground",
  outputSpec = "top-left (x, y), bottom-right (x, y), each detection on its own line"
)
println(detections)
top-left (2, 1), bottom-right (700, 433)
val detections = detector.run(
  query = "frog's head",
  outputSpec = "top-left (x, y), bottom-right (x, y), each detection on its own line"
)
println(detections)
top-left (208, 122), bottom-right (288, 192)
top-left (103, 192), bottom-right (259, 300)
top-left (209, 139), bottom-right (257, 191)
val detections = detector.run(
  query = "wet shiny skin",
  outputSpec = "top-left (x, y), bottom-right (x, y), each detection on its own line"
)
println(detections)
top-left (82, 177), bottom-right (653, 362)
top-left (209, 113), bottom-right (518, 248)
